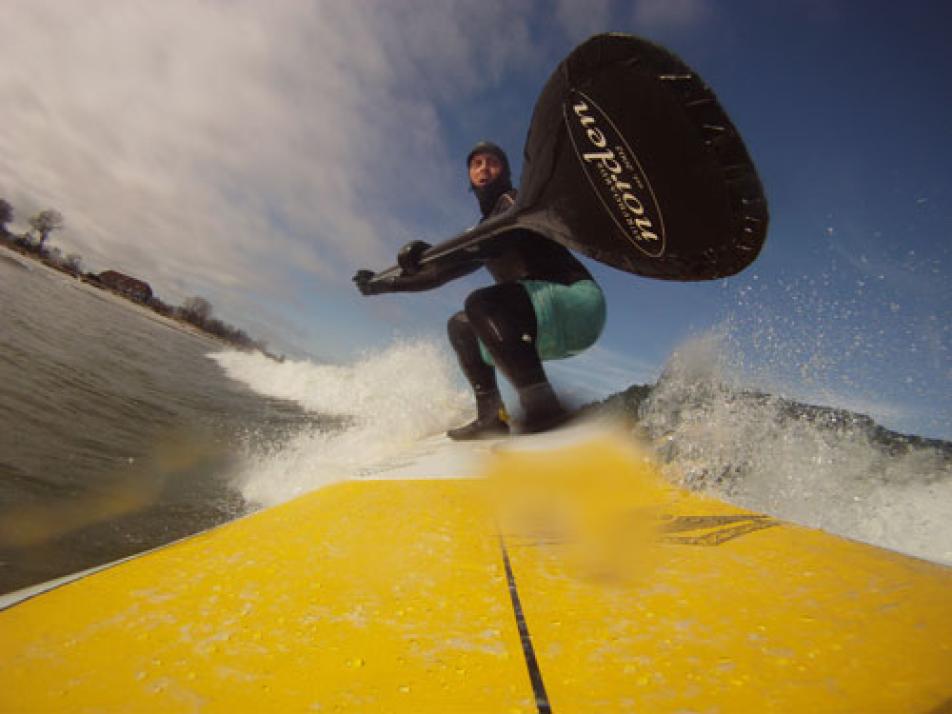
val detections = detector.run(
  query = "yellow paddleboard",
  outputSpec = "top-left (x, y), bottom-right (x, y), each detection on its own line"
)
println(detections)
top-left (2, 433), bottom-right (950, 713)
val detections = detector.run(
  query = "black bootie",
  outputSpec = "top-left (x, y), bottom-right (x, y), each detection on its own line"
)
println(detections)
top-left (447, 389), bottom-right (510, 441)
top-left (517, 381), bottom-right (572, 434)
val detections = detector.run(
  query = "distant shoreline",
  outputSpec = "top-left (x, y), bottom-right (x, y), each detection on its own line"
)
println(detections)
top-left (0, 238), bottom-right (281, 360)
top-left (0, 244), bottom-right (221, 345)
top-left (1, 253), bottom-right (29, 269)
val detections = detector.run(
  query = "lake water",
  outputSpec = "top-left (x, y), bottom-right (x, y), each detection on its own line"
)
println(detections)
top-left (2, 250), bottom-right (950, 597)
top-left (0, 254), bottom-right (313, 593)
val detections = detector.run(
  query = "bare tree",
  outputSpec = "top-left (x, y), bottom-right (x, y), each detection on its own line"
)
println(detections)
top-left (0, 199), bottom-right (12, 235)
top-left (180, 296), bottom-right (213, 325)
top-left (28, 209), bottom-right (64, 252)
top-left (64, 253), bottom-right (83, 274)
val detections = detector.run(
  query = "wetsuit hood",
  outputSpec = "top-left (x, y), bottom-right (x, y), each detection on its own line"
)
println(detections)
top-left (467, 141), bottom-right (513, 218)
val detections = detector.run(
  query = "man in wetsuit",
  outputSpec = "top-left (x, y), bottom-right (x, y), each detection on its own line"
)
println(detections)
top-left (354, 141), bottom-right (605, 439)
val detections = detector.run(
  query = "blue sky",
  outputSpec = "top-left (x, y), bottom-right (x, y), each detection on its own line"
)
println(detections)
top-left (1, 1), bottom-right (949, 438)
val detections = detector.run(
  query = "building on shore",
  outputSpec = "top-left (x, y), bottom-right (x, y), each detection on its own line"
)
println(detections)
top-left (97, 270), bottom-right (153, 303)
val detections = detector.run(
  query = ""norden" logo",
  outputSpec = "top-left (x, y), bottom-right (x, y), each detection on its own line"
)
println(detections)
top-left (564, 89), bottom-right (665, 257)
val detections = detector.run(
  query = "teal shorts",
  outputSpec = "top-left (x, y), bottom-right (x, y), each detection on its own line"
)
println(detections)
top-left (479, 279), bottom-right (606, 365)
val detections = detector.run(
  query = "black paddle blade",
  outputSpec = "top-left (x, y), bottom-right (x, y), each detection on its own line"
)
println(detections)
top-left (516, 32), bottom-right (768, 280)
top-left (370, 33), bottom-right (767, 285)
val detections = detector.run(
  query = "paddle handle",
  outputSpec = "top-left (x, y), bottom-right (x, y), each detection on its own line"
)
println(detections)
top-left (367, 212), bottom-right (521, 286)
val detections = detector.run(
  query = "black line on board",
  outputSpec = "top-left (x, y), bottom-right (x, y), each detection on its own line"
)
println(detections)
top-left (498, 533), bottom-right (552, 714)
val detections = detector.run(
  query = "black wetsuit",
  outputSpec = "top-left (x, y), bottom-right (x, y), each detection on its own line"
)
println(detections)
top-left (371, 189), bottom-right (592, 291)
top-left (371, 185), bottom-right (595, 433)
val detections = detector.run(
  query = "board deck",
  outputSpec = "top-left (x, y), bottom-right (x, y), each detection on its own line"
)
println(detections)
top-left (1, 434), bottom-right (950, 712)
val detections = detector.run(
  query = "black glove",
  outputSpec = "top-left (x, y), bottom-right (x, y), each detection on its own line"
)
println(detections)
top-left (353, 269), bottom-right (379, 296)
top-left (397, 240), bottom-right (432, 276)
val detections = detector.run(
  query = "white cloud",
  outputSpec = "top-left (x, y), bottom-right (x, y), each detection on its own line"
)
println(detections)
top-left (0, 0), bottom-right (537, 341)
top-left (555, 0), bottom-right (614, 42)
top-left (631, 0), bottom-right (712, 31)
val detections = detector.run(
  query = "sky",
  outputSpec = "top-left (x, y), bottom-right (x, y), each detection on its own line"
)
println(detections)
top-left (1, 0), bottom-right (949, 438)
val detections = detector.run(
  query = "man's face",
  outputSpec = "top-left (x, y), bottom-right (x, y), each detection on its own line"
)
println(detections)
top-left (469, 152), bottom-right (504, 188)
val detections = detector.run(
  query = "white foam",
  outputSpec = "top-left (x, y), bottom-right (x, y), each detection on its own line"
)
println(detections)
top-left (640, 333), bottom-right (952, 565)
top-left (210, 340), bottom-right (473, 506)
top-left (209, 335), bottom-right (952, 565)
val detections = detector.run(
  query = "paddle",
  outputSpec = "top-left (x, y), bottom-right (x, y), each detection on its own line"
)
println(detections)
top-left (367, 32), bottom-right (768, 287)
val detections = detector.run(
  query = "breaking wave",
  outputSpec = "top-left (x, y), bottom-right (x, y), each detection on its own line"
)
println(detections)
top-left (211, 340), bottom-right (470, 506)
top-left (623, 334), bottom-right (952, 565)
top-left (212, 333), bottom-right (951, 565)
